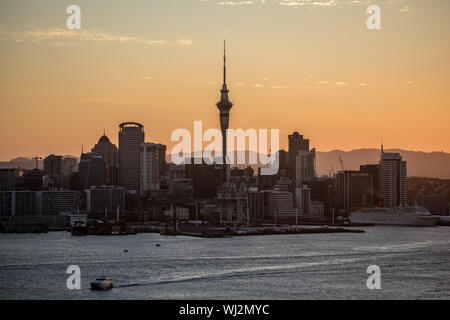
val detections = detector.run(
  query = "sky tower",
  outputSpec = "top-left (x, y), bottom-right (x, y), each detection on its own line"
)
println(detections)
top-left (216, 40), bottom-right (233, 169)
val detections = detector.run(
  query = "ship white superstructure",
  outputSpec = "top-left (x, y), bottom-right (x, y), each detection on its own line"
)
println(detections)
top-left (350, 207), bottom-right (438, 226)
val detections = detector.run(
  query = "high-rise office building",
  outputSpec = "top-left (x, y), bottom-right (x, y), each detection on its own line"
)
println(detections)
top-left (257, 166), bottom-right (280, 190)
top-left (22, 169), bottom-right (43, 191)
top-left (309, 177), bottom-right (336, 222)
top-left (139, 142), bottom-right (160, 196)
top-left (295, 149), bottom-right (316, 188)
top-left (295, 185), bottom-right (311, 216)
top-left (248, 187), bottom-right (264, 223)
top-left (277, 149), bottom-right (289, 178)
top-left (0, 169), bottom-right (16, 191)
top-left (61, 158), bottom-right (78, 190)
top-left (360, 164), bottom-right (380, 206)
top-left (62, 157), bottom-right (78, 177)
top-left (92, 134), bottom-right (119, 185)
top-left (43, 154), bottom-right (63, 178)
top-left (336, 170), bottom-right (373, 212)
top-left (267, 190), bottom-right (296, 222)
top-left (153, 144), bottom-right (167, 178)
top-left (85, 186), bottom-right (125, 213)
top-left (0, 191), bottom-right (35, 216)
top-left (379, 145), bottom-right (407, 208)
top-left (78, 152), bottom-right (105, 190)
top-left (288, 132), bottom-right (315, 185)
top-left (185, 162), bottom-right (225, 199)
top-left (118, 122), bottom-right (145, 194)
top-left (288, 132), bottom-right (309, 177)
top-left (35, 190), bottom-right (78, 215)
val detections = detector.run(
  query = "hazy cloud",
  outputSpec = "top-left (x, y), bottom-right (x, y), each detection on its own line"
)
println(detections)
top-left (0, 27), bottom-right (192, 48)
top-left (278, 0), bottom-right (339, 8)
top-left (177, 38), bottom-right (194, 47)
top-left (217, 0), bottom-right (344, 8)
top-left (219, 1), bottom-right (258, 6)
top-left (269, 84), bottom-right (286, 89)
top-left (398, 5), bottom-right (412, 13)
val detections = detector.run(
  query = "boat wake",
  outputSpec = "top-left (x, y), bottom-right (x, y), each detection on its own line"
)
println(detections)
top-left (352, 240), bottom-right (444, 252)
top-left (114, 256), bottom-right (364, 288)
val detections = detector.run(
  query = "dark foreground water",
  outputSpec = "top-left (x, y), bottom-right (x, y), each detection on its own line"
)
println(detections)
top-left (0, 226), bottom-right (449, 300)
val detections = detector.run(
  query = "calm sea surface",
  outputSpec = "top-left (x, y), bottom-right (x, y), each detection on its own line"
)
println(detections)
top-left (0, 226), bottom-right (449, 300)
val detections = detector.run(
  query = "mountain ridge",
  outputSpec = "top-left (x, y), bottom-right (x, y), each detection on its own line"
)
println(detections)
top-left (1, 149), bottom-right (449, 179)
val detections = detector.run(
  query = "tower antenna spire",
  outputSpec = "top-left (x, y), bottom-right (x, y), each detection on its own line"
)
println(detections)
top-left (223, 39), bottom-right (227, 86)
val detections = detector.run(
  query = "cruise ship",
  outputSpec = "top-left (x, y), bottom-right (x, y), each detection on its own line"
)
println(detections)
top-left (350, 207), bottom-right (439, 226)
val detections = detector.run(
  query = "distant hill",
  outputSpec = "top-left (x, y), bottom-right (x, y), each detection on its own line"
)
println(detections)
top-left (0, 157), bottom-right (43, 170)
top-left (0, 156), bottom-right (78, 170)
top-left (2, 149), bottom-right (449, 178)
top-left (316, 149), bottom-right (450, 179)
top-left (166, 149), bottom-right (450, 179)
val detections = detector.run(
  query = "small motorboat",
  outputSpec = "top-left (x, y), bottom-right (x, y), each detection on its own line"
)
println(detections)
top-left (90, 277), bottom-right (114, 290)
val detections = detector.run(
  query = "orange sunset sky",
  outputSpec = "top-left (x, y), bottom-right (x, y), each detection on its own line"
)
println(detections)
top-left (0, 0), bottom-right (449, 160)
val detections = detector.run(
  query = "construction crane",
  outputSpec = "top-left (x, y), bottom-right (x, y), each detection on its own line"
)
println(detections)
top-left (339, 156), bottom-right (345, 172)
top-left (33, 156), bottom-right (42, 169)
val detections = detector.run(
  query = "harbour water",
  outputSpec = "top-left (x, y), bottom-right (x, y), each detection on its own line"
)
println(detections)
top-left (0, 226), bottom-right (449, 300)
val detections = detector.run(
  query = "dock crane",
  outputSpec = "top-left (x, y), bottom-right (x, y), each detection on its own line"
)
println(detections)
top-left (33, 156), bottom-right (42, 169)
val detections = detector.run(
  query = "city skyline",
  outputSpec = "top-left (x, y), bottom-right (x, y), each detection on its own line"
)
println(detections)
top-left (1, 0), bottom-right (450, 160)
top-left (1, 0), bottom-right (450, 305)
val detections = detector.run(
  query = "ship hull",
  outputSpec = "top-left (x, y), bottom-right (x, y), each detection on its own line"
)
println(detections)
top-left (90, 279), bottom-right (114, 290)
top-left (350, 211), bottom-right (438, 227)
top-left (90, 283), bottom-right (113, 290)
